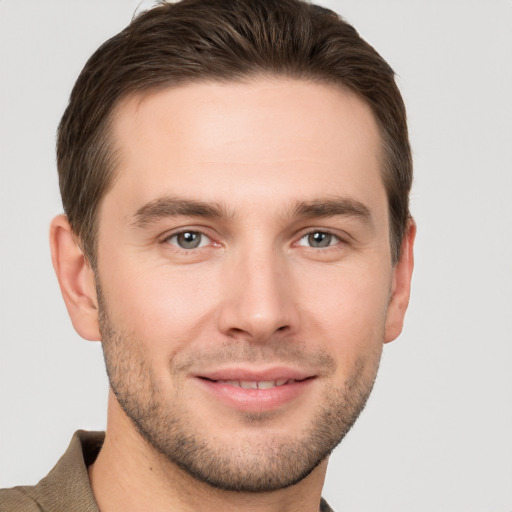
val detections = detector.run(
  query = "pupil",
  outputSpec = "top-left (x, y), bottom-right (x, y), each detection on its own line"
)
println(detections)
top-left (178, 232), bottom-right (200, 249)
top-left (309, 232), bottom-right (331, 247)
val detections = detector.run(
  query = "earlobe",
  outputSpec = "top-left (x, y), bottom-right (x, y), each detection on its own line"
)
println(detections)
top-left (384, 219), bottom-right (416, 343)
top-left (49, 214), bottom-right (101, 341)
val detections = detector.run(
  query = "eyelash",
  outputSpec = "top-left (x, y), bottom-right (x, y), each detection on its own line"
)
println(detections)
top-left (295, 230), bottom-right (343, 249)
top-left (162, 230), bottom-right (215, 251)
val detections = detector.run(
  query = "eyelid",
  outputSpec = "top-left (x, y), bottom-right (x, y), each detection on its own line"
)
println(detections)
top-left (295, 230), bottom-right (338, 248)
top-left (169, 232), bottom-right (210, 249)
top-left (294, 227), bottom-right (349, 245)
top-left (160, 226), bottom-right (218, 248)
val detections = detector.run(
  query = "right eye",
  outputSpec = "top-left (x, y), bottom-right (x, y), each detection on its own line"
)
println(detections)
top-left (165, 231), bottom-right (211, 250)
top-left (296, 230), bottom-right (340, 248)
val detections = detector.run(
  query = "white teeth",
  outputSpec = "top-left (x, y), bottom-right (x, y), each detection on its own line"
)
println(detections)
top-left (218, 379), bottom-right (294, 389)
top-left (257, 380), bottom-right (275, 389)
top-left (240, 381), bottom-right (258, 389)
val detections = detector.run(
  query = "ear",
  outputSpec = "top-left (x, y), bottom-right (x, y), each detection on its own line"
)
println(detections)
top-left (384, 219), bottom-right (416, 343)
top-left (49, 214), bottom-right (101, 341)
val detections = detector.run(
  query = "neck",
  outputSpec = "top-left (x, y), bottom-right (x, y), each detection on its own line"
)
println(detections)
top-left (88, 393), bottom-right (328, 512)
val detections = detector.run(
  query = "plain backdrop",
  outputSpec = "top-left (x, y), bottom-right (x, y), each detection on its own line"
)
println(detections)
top-left (1, 1), bottom-right (511, 511)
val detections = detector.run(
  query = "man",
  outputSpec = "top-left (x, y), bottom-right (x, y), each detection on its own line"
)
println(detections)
top-left (0, 0), bottom-right (414, 510)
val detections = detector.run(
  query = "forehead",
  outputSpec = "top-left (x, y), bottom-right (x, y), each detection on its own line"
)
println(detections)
top-left (107, 78), bottom-right (385, 216)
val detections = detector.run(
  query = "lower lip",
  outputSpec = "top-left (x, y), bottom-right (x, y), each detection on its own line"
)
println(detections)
top-left (194, 378), bottom-right (314, 412)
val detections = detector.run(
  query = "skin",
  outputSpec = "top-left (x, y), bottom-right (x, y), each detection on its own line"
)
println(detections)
top-left (50, 78), bottom-right (415, 512)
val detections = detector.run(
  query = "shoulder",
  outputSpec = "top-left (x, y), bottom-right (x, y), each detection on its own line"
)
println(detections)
top-left (0, 431), bottom-right (104, 512)
top-left (0, 486), bottom-right (42, 512)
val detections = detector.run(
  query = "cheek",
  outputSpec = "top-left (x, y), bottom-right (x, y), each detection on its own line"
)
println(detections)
top-left (99, 260), bottom-right (219, 350)
top-left (306, 274), bottom-right (388, 388)
top-left (299, 262), bottom-right (392, 349)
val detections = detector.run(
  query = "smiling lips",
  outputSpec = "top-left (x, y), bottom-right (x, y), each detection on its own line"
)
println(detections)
top-left (209, 378), bottom-right (298, 389)
top-left (195, 370), bottom-right (316, 412)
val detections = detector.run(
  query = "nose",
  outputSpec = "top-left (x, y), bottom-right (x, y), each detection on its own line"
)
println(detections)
top-left (216, 245), bottom-right (300, 342)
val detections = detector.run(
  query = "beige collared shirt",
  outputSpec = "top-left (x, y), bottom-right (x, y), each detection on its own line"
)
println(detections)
top-left (0, 431), bottom-right (102, 512)
top-left (0, 431), bottom-right (333, 512)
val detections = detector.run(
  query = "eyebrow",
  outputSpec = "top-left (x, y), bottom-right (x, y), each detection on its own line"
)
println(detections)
top-left (291, 197), bottom-right (373, 225)
top-left (132, 197), bottom-right (230, 227)
top-left (131, 195), bottom-right (373, 228)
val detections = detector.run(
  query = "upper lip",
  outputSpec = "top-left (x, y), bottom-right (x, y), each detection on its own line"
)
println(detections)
top-left (195, 366), bottom-right (316, 382)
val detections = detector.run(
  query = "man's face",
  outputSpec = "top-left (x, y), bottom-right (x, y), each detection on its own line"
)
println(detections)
top-left (94, 78), bottom-right (406, 491)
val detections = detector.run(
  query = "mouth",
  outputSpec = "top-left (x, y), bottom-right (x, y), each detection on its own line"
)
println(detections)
top-left (193, 369), bottom-right (316, 412)
top-left (200, 377), bottom-right (305, 389)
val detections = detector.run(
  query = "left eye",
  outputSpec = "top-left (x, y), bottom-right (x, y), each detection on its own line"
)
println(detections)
top-left (166, 231), bottom-right (211, 249)
top-left (297, 231), bottom-right (339, 248)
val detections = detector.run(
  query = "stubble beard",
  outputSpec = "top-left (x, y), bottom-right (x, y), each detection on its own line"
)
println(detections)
top-left (97, 290), bottom-right (382, 493)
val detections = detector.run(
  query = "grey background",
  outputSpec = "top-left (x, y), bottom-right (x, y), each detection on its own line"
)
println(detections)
top-left (1, 1), bottom-right (511, 511)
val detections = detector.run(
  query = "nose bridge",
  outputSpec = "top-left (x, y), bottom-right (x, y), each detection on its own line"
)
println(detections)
top-left (218, 237), bottom-right (298, 340)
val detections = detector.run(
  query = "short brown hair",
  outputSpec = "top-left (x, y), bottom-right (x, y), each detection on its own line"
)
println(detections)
top-left (57, 0), bottom-right (412, 266)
